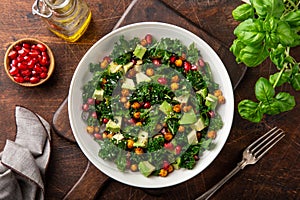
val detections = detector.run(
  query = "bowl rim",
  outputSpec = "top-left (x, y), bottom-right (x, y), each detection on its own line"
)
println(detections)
top-left (4, 38), bottom-right (55, 87)
top-left (68, 21), bottom-right (234, 188)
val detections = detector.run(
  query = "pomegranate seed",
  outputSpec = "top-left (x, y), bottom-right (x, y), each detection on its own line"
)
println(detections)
top-left (36, 43), bottom-right (47, 52)
top-left (157, 77), bottom-right (167, 85)
top-left (152, 59), bottom-right (161, 66)
top-left (9, 66), bottom-right (19, 76)
top-left (87, 98), bottom-right (95, 105)
top-left (102, 118), bottom-right (109, 124)
top-left (175, 145), bottom-right (182, 155)
top-left (11, 59), bottom-right (18, 67)
top-left (23, 43), bottom-right (31, 49)
top-left (164, 142), bottom-right (174, 150)
top-left (191, 64), bottom-right (198, 71)
top-left (82, 103), bottom-right (89, 111)
top-left (143, 102), bottom-right (151, 109)
top-left (169, 55), bottom-right (176, 64)
top-left (198, 58), bottom-right (205, 67)
top-left (163, 161), bottom-right (170, 170)
top-left (8, 50), bottom-right (18, 60)
top-left (14, 76), bottom-right (24, 83)
top-left (91, 112), bottom-right (97, 119)
top-left (40, 72), bottom-right (48, 79)
top-left (30, 76), bottom-right (40, 84)
top-left (145, 34), bottom-right (152, 44)
top-left (94, 133), bottom-right (102, 140)
top-left (208, 110), bottom-right (215, 118)
top-left (14, 45), bottom-right (22, 51)
top-left (183, 61), bottom-right (192, 72)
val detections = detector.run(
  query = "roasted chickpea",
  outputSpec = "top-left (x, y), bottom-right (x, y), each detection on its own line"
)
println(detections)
top-left (183, 105), bottom-right (192, 112)
top-left (130, 164), bottom-right (138, 172)
top-left (135, 121), bottom-right (142, 126)
top-left (124, 101), bottom-right (131, 109)
top-left (102, 132), bottom-right (108, 139)
top-left (120, 96), bottom-right (127, 103)
top-left (166, 165), bottom-right (174, 173)
top-left (135, 147), bottom-right (144, 155)
top-left (173, 104), bottom-right (181, 113)
top-left (133, 112), bottom-right (141, 119)
top-left (140, 39), bottom-right (147, 46)
top-left (207, 130), bottom-right (216, 139)
top-left (181, 53), bottom-right (187, 60)
top-left (100, 59), bottom-right (108, 69)
top-left (164, 132), bottom-right (173, 141)
top-left (94, 126), bottom-right (100, 133)
top-left (214, 89), bottom-right (223, 97)
top-left (158, 169), bottom-right (168, 177)
top-left (127, 139), bottom-right (134, 149)
top-left (145, 68), bottom-right (154, 76)
top-left (171, 75), bottom-right (180, 83)
top-left (86, 126), bottom-right (94, 134)
top-left (170, 82), bottom-right (179, 90)
top-left (175, 59), bottom-right (183, 67)
top-left (121, 88), bottom-right (130, 96)
top-left (178, 125), bottom-right (185, 133)
top-left (218, 95), bottom-right (225, 104)
top-left (131, 102), bottom-right (141, 109)
top-left (107, 133), bottom-right (113, 139)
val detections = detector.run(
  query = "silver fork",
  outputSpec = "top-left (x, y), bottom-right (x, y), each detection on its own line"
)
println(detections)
top-left (196, 127), bottom-right (285, 200)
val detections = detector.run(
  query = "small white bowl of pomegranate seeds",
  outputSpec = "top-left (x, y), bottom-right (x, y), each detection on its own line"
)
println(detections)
top-left (4, 38), bottom-right (54, 87)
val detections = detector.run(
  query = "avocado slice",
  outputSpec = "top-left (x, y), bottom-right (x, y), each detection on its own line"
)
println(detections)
top-left (179, 109), bottom-right (197, 125)
top-left (190, 116), bottom-right (206, 131)
top-left (106, 119), bottom-right (120, 133)
top-left (138, 161), bottom-right (155, 177)
top-left (121, 78), bottom-right (135, 90)
top-left (136, 72), bottom-right (151, 84)
top-left (108, 62), bottom-right (123, 73)
top-left (187, 129), bottom-right (198, 145)
top-left (133, 130), bottom-right (148, 147)
top-left (205, 94), bottom-right (218, 110)
top-left (133, 44), bottom-right (147, 59)
top-left (159, 101), bottom-right (173, 115)
top-left (172, 157), bottom-right (181, 170)
top-left (92, 89), bottom-right (104, 101)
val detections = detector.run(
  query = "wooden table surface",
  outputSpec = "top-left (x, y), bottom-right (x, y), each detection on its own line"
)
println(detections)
top-left (1, 0), bottom-right (299, 199)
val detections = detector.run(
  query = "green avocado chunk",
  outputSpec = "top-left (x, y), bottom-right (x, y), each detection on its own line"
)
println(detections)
top-left (179, 110), bottom-right (197, 125)
top-left (133, 44), bottom-right (147, 59)
top-left (138, 161), bottom-right (155, 177)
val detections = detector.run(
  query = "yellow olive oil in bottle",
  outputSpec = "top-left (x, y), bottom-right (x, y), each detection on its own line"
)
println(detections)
top-left (32, 0), bottom-right (91, 42)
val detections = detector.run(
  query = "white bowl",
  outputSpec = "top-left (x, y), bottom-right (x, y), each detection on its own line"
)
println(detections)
top-left (68, 22), bottom-right (234, 188)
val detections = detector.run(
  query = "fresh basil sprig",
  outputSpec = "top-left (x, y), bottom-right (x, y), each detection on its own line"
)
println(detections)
top-left (230, 0), bottom-right (300, 122)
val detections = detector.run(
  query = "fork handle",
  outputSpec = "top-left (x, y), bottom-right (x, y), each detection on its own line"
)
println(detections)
top-left (195, 161), bottom-right (246, 200)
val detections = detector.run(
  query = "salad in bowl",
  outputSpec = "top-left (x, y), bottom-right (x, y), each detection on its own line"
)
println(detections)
top-left (68, 22), bottom-right (234, 188)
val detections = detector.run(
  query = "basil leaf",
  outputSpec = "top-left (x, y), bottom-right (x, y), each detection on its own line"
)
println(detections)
top-left (263, 16), bottom-right (278, 32)
top-left (270, 44), bottom-right (285, 67)
top-left (239, 44), bottom-right (269, 67)
top-left (255, 77), bottom-right (275, 102)
top-left (232, 3), bottom-right (254, 21)
top-left (281, 10), bottom-right (300, 27)
top-left (234, 19), bottom-right (265, 46)
top-left (238, 100), bottom-right (263, 123)
top-left (269, 70), bottom-right (292, 87)
top-left (251, 0), bottom-right (284, 18)
top-left (275, 21), bottom-right (295, 46)
top-left (291, 73), bottom-right (300, 91)
top-left (230, 39), bottom-right (246, 63)
top-left (274, 92), bottom-right (296, 112)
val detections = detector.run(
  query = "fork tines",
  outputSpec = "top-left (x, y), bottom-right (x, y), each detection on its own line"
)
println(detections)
top-left (247, 127), bottom-right (285, 160)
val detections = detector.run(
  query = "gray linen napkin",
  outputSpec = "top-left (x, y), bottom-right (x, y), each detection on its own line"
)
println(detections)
top-left (0, 106), bottom-right (51, 200)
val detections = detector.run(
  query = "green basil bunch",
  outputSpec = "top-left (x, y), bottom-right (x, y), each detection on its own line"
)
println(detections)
top-left (230, 0), bottom-right (300, 122)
